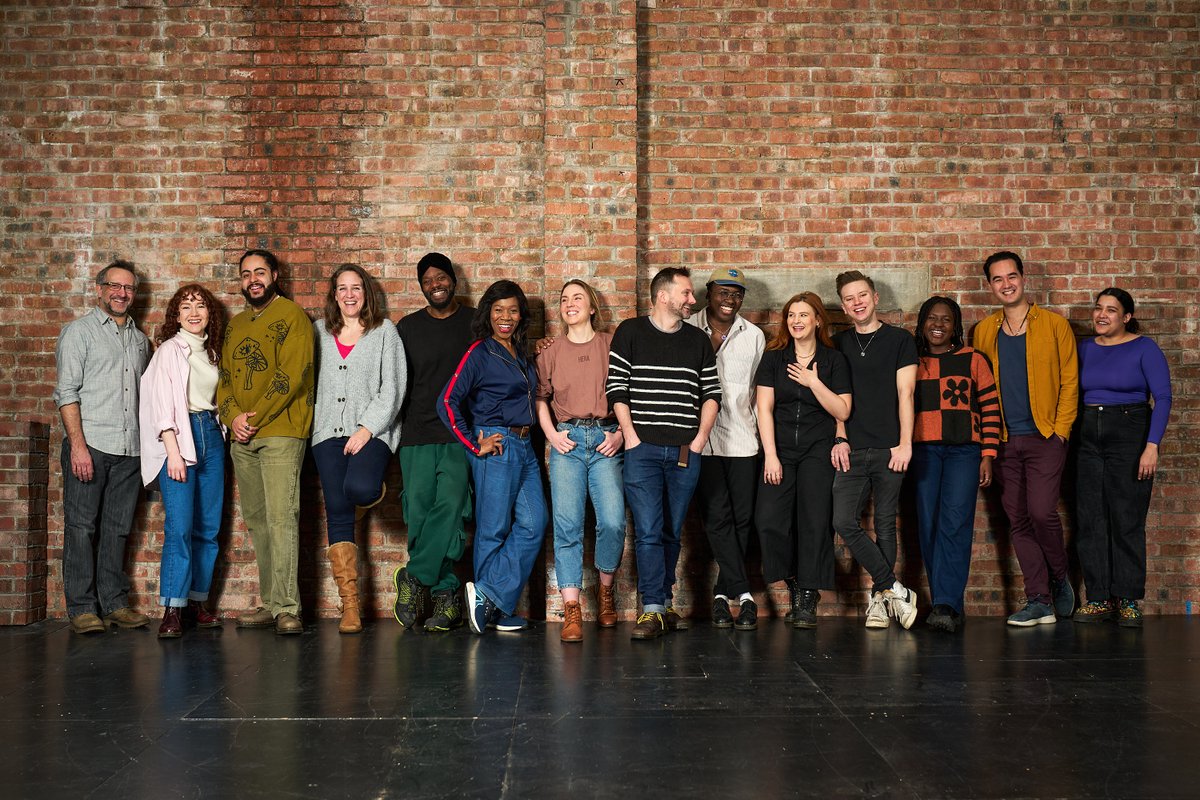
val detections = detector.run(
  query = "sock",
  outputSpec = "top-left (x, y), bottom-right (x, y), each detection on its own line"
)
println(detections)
top-left (738, 592), bottom-right (753, 604)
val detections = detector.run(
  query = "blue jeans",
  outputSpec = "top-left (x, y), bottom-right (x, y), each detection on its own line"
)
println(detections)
top-left (912, 444), bottom-right (981, 613)
top-left (548, 421), bottom-right (626, 590)
top-left (158, 411), bottom-right (226, 607)
top-left (312, 436), bottom-right (392, 545)
top-left (468, 426), bottom-right (548, 615)
top-left (622, 443), bottom-right (701, 611)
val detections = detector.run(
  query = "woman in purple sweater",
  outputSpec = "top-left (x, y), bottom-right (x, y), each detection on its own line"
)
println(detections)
top-left (1073, 288), bottom-right (1171, 627)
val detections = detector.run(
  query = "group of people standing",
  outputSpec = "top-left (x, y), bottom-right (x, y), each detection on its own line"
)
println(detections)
top-left (53, 249), bottom-right (1170, 641)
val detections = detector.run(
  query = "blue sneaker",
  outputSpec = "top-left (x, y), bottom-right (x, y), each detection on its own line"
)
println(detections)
top-left (489, 614), bottom-right (528, 632)
top-left (464, 582), bottom-right (496, 635)
top-left (1051, 577), bottom-right (1075, 619)
top-left (1007, 599), bottom-right (1056, 627)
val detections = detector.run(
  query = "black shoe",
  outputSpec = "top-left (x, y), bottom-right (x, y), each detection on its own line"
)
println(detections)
top-left (793, 589), bottom-right (818, 629)
top-left (784, 578), bottom-right (798, 624)
top-left (424, 589), bottom-right (463, 632)
top-left (711, 597), bottom-right (733, 628)
top-left (926, 604), bottom-right (960, 634)
top-left (392, 567), bottom-right (424, 629)
top-left (735, 599), bottom-right (758, 630)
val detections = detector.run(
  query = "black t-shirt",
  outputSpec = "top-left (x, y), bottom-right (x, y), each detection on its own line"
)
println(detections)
top-left (754, 343), bottom-right (851, 459)
top-left (834, 323), bottom-right (919, 450)
top-left (396, 305), bottom-right (475, 446)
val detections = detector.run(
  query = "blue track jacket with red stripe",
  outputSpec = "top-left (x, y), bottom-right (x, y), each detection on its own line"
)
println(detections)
top-left (437, 337), bottom-right (537, 456)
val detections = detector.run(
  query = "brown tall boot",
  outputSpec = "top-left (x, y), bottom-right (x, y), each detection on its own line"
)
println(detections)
top-left (328, 542), bottom-right (362, 634)
top-left (597, 582), bottom-right (617, 628)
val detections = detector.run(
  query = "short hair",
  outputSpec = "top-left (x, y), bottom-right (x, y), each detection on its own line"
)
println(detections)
top-left (1097, 287), bottom-right (1140, 334)
top-left (471, 280), bottom-right (531, 356)
top-left (984, 251), bottom-right (1024, 279)
top-left (323, 263), bottom-right (383, 335)
top-left (650, 267), bottom-right (691, 303)
top-left (766, 292), bottom-right (834, 351)
top-left (239, 248), bottom-right (279, 274)
top-left (560, 279), bottom-right (603, 331)
top-left (96, 259), bottom-right (138, 289)
top-left (914, 296), bottom-right (965, 355)
top-left (835, 270), bottom-right (874, 296)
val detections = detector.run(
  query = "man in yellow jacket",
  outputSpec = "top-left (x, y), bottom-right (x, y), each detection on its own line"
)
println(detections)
top-left (973, 251), bottom-right (1078, 627)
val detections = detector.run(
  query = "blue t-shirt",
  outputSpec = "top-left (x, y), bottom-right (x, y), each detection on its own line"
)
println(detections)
top-left (997, 330), bottom-right (1037, 436)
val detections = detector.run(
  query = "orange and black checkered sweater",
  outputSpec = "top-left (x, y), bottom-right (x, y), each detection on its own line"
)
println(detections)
top-left (914, 346), bottom-right (1001, 458)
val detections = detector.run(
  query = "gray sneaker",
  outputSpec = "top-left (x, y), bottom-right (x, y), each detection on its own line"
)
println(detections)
top-left (1007, 600), bottom-right (1056, 627)
top-left (1051, 577), bottom-right (1075, 619)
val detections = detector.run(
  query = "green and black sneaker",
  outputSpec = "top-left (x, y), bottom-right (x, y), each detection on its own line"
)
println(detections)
top-left (392, 567), bottom-right (424, 629)
top-left (424, 589), bottom-right (464, 632)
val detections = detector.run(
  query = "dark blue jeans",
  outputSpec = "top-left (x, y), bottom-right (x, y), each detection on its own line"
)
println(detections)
top-left (912, 443), bottom-right (981, 613)
top-left (60, 440), bottom-right (141, 617)
top-left (312, 436), bottom-right (392, 545)
top-left (623, 443), bottom-right (701, 611)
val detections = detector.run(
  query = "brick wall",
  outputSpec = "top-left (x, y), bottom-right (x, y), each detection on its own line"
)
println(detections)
top-left (1, 1), bottom-right (1195, 624)
top-left (0, 422), bottom-right (49, 625)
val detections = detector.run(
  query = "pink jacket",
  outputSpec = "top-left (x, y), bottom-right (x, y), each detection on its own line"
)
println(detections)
top-left (138, 335), bottom-right (225, 486)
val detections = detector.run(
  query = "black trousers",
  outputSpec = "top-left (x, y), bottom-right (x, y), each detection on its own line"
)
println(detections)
top-left (1075, 403), bottom-right (1153, 601)
top-left (755, 441), bottom-right (836, 590)
top-left (696, 455), bottom-right (758, 597)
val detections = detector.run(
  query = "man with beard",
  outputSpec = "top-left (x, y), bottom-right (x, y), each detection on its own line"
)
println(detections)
top-left (391, 252), bottom-right (475, 631)
top-left (607, 267), bottom-right (721, 640)
top-left (54, 259), bottom-right (151, 634)
top-left (218, 249), bottom-right (314, 635)
top-left (684, 268), bottom-right (765, 630)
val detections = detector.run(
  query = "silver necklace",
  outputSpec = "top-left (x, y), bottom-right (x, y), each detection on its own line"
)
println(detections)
top-left (854, 328), bottom-right (880, 357)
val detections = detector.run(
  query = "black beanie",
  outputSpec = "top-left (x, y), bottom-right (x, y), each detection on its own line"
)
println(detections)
top-left (417, 252), bottom-right (455, 286)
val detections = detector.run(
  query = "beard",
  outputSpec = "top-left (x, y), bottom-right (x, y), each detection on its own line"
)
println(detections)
top-left (242, 282), bottom-right (279, 309)
top-left (423, 286), bottom-right (455, 311)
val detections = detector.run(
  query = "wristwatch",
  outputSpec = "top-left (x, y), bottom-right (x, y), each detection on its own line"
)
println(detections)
top-left (833, 437), bottom-right (849, 446)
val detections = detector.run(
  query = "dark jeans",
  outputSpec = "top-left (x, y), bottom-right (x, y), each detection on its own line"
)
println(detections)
top-left (60, 440), bottom-right (141, 617)
top-left (696, 455), bottom-right (757, 597)
top-left (756, 441), bottom-right (835, 589)
top-left (995, 433), bottom-right (1069, 603)
top-left (832, 448), bottom-right (904, 592)
top-left (1075, 404), bottom-right (1153, 601)
top-left (912, 444), bottom-right (981, 613)
top-left (623, 443), bottom-right (702, 611)
top-left (312, 436), bottom-right (393, 545)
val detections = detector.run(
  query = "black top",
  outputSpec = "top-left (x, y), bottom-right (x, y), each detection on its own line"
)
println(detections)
top-left (755, 344), bottom-right (851, 459)
top-left (834, 323), bottom-right (919, 450)
top-left (396, 305), bottom-right (475, 446)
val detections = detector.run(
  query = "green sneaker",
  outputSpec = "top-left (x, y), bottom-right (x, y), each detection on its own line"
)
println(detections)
top-left (424, 589), bottom-right (463, 632)
top-left (392, 567), bottom-right (424, 629)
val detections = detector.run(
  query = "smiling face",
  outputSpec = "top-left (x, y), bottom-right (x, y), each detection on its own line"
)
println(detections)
top-left (97, 267), bottom-right (136, 320)
top-left (240, 255), bottom-right (278, 308)
top-left (560, 284), bottom-right (594, 330)
top-left (177, 293), bottom-right (210, 337)
top-left (659, 275), bottom-right (696, 321)
top-left (706, 283), bottom-right (744, 327)
top-left (1092, 294), bottom-right (1131, 338)
top-left (838, 280), bottom-right (878, 327)
top-left (420, 266), bottom-right (455, 311)
top-left (922, 301), bottom-right (955, 354)
top-left (335, 269), bottom-right (365, 322)
top-left (489, 296), bottom-right (521, 344)
top-left (786, 299), bottom-right (819, 345)
top-left (986, 258), bottom-right (1026, 309)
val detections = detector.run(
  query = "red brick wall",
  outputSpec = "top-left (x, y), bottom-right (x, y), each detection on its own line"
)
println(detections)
top-left (1, 1), bottom-right (1195, 623)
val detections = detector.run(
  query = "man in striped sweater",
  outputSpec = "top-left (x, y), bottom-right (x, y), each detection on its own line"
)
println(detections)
top-left (607, 267), bottom-right (721, 640)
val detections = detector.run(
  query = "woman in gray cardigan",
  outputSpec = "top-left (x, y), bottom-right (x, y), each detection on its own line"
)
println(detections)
top-left (312, 263), bottom-right (407, 633)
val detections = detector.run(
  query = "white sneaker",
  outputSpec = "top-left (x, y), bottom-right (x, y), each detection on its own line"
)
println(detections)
top-left (887, 584), bottom-right (918, 630)
top-left (865, 592), bottom-right (890, 628)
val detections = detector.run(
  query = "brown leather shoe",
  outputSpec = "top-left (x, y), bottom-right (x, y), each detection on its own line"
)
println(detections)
top-left (275, 612), bottom-right (303, 635)
top-left (188, 601), bottom-right (222, 628)
top-left (597, 584), bottom-right (617, 628)
top-left (104, 607), bottom-right (150, 629)
top-left (158, 608), bottom-right (183, 639)
top-left (665, 607), bottom-right (689, 631)
top-left (237, 606), bottom-right (275, 628)
top-left (631, 611), bottom-right (666, 640)
top-left (560, 601), bottom-right (583, 642)
top-left (70, 613), bottom-right (106, 635)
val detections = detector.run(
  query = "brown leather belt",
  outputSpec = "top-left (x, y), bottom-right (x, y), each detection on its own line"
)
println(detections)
top-left (508, 425), bottom-right (530, 438)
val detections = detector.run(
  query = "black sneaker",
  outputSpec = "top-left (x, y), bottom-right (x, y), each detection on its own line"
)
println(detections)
top-left (784, 578), bottom-right (798, 624)
top-left (926, 604), bottom-right (960, 634)
top-left (793, 589), bottom-right (818, 629)
top-left (392, 567), bottom-right (424, 629)
top-left (424, 589), bottom-right (463, 632)
top-left (711, 597), bottom-right (733, 628)
top-left (735, 599), bottom-right (758, 631)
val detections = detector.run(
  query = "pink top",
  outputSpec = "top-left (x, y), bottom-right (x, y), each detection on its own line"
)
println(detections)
top-left (336, 338), bottom-right (354, 359)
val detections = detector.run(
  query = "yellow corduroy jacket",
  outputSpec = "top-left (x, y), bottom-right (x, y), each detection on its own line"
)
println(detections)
top-left (971, 303), bottom-right (1078, 442)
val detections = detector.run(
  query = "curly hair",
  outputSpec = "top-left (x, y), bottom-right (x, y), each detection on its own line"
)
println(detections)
top-left (155, 284), bottom-right (226, 364)
top-left (322, 263), bottom-right (383, 335)
top-left (766, 292), bottom-right (834, 351)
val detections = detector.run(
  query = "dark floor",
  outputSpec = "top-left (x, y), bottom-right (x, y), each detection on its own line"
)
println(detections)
top-left (1, 614), bottom-right (1197, 800)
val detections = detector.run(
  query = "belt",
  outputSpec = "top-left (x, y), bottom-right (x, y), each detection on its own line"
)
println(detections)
top-left (190, 409), bottom-right (219, 421)
top-left (1084, 402), bottom-right (1149, 412)
top-left (563, 417), bottom-right (614, 427)
top-left (507, 425), bottom-right (530, 438)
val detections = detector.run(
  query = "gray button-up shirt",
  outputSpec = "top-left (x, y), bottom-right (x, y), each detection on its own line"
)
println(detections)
top-left (53, 306), bottom-right (150, 456)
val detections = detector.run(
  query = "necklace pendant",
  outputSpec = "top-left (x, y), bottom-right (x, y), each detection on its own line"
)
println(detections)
top-left (860, 351), bottom-right (866, 357)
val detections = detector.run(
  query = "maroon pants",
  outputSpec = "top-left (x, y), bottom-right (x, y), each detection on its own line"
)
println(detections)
top-left (995, 433), bottom-right (1070, 603)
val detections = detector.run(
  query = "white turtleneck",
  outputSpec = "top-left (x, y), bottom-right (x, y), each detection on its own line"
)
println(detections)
top-left (178, 329), bottom-right (218, 412)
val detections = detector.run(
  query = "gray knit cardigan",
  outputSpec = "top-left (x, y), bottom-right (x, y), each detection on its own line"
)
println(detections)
top-left (311, 319), bottom-right (407, 452)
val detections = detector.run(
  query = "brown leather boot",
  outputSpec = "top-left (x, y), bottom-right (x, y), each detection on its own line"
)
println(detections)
top-left (328, 542), bottom-right (362, 634)
top-left (561, 600), bottom-right (583, 642)
top-left (597, 583), bottom-right (617, 628)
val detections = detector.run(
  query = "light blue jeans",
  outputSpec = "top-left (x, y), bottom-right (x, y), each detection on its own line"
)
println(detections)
top-left (158, 411), bottom-right (225, 607)
top-left (548, 421), bottom-right (626, 589)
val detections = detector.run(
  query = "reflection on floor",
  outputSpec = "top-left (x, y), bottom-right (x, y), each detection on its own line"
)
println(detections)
top-left (1, 614), bottom-right (1196, 798)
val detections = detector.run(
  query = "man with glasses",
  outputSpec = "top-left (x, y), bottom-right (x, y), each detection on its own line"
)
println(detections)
top-left (53, 260), bottom-right (151, 634)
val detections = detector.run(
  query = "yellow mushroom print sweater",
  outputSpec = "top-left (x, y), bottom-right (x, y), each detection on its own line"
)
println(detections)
top-left (217, 295), bottom-right (315, 439)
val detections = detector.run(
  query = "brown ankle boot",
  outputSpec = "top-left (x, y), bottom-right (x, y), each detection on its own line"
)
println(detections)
top-left (561, 601), bottom-right (583, 642)
top-left (597, 583), bottom-right (617, 628)
top-left (328, 542), bottom-right (362, 634)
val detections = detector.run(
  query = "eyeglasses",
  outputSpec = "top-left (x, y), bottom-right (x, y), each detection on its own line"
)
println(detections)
top-left (100, 282), bottom-right (136, 295)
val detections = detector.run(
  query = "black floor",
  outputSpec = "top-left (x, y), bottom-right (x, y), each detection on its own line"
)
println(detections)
top-left (2, 614), bottom-right (1197, 799)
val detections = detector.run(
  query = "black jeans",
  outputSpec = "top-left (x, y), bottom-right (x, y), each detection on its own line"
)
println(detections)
top-left (696, 455), bottom-right (758, 597)
top-left (755, 441), bottom-right (835, 589)
top-left (1075, 403), bottom-right (1153, 601)
top-left (832, 448), bottom-right (904, 593)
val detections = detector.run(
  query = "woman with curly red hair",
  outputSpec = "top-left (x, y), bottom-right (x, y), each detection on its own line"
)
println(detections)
top-left (139, 284), bottom-right (228, 638)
